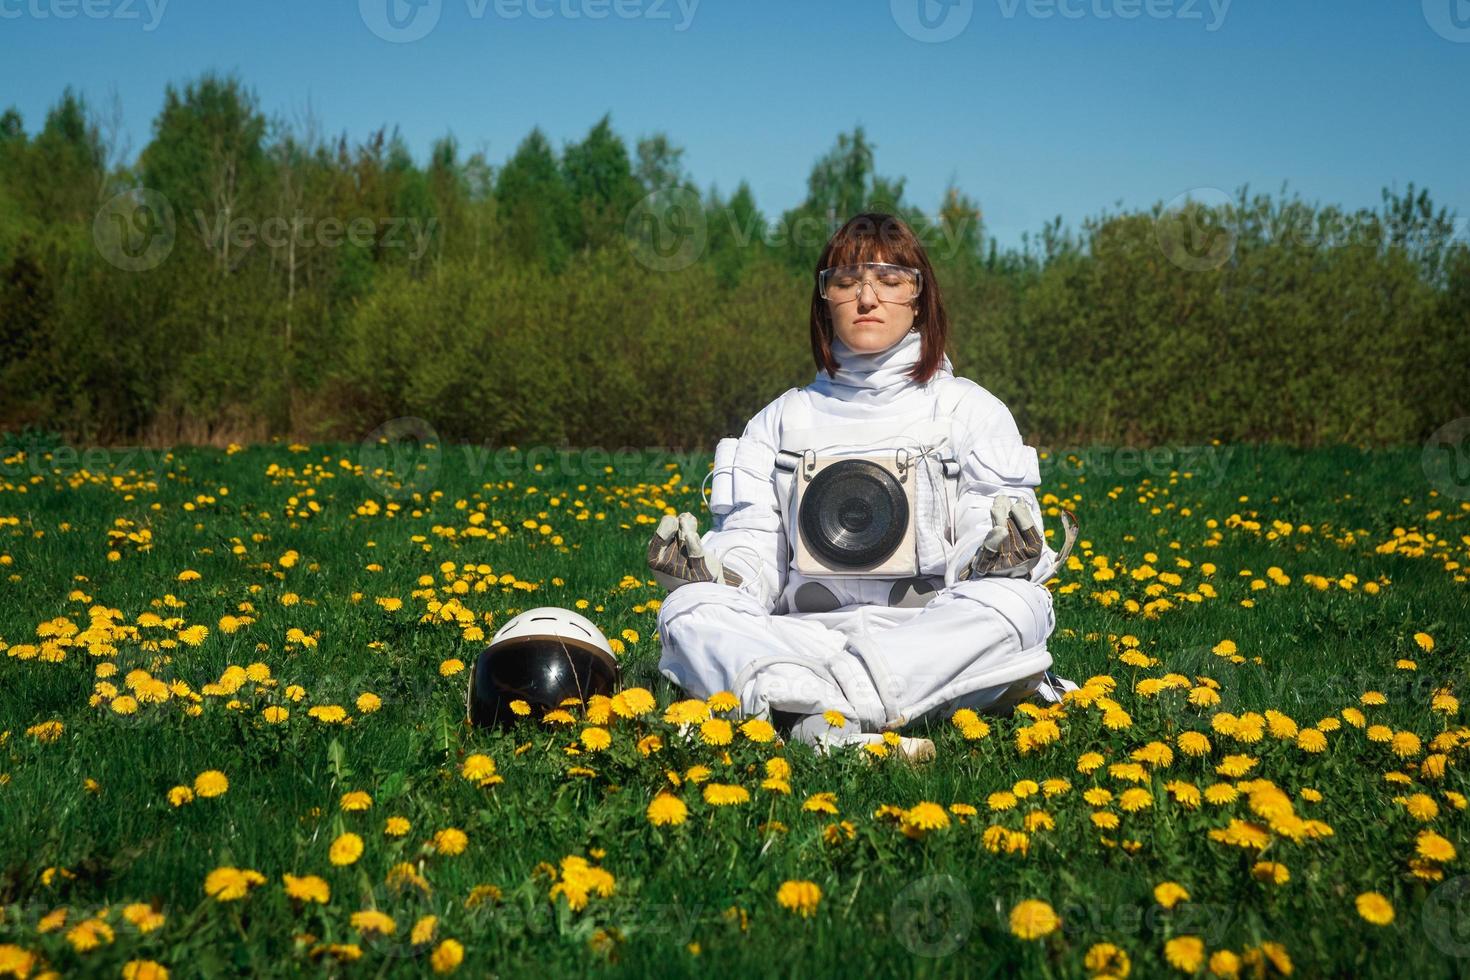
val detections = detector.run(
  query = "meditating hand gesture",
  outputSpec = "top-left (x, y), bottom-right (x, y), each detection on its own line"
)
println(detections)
top-left (647, 512), bottom-right (744, 592)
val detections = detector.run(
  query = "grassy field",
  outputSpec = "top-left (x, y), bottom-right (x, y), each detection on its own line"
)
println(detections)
top-left (0, 437), bottom-right (1467, 978)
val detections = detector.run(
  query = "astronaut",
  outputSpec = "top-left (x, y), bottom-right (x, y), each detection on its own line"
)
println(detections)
top-left (649, 212), bottom-right (1076, 759)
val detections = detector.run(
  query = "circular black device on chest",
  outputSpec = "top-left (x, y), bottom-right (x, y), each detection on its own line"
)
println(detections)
top-left (798, 458), bottom-right (909, 567)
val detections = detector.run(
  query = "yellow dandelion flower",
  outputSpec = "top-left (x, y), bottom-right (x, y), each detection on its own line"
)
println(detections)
top-left (663, 699), bottom-right (711, 724)
top-left (740, 718), bottom-right (776, 743)
top-left (1119, 788), bottom-right (1153, 812)
top-left (1356, 891), bottom-right (1394, 925)
top-left (193, 770), bottom-right (229, 798)
top-left (1392, 731), bottom-right (1422, 758)
top-left (699, 718), bottom-right (733, 746)
top-left (1154, 881), bottom-right (1190, 909)
top-left (1215, 755), bottom-right (1258, 778)
top-left (411, 914), bottom-right (439, 945)
top-left (703, 783), bottom-right (750, 806)
top-left (705, 690), bottom-right (739, 712)
top-left (610, 687), bottom-right (656, 718)
top-left (1009, 899), bottom-right (1059, 940)
top-left (988, 790), bottom-right (1018, 812)
top-left (282, 873), bottom-right (331, 904)
top-left (350, 910), bottom-right (397, 936)
top-left (1417, 830), bottom-right (1456, 862)
top-left (329, 832), bottom-right (365, 866)
top-left (122, 902), bottom-right (166, 932)
top-left (1208, 950), bottom-right (1241, 977)
top-left (203, 866), bottom-right (266, 901)
top-left (431, 938), bottom-right (464, 973)
top-left (1164, 936), bottom-right (1205, 972)
top-left (901, 802), bottom-right (951, 834)
top-left (461, 754), bottom-right (499, 784)
top-left (803, 792), bottom-right (839, 815)
top-left (776, 880), bottom-right (822, 917)
top-left (1165, 781), bottom-right (1203, 809)
top-left (340, 790), bottom-right (373, 812)
top-left (433, 828), bottom-right (469, 856)
top-left (1403, 794), bottom-right (1439, 821)
top-left (1251, 861), bottom-right (1289, 885)
top-left (1085, 942), bottom-right (1130, 978)
top-left (647, 793), bottom-right (689, 827)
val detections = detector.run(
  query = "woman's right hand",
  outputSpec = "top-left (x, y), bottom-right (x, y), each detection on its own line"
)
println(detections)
top-left (647, 512), bottom-right (744, 592)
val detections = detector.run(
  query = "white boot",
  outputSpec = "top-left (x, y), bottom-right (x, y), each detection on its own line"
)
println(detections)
top-left (787, 713), bottom-right (935, 763)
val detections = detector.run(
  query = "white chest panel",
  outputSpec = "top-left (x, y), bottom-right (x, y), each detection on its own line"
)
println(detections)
top-left (773, 386), bottom-right (962, 583)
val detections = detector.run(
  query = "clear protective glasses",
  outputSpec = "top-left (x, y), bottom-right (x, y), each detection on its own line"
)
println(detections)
top-left (818, 262), bottom-right (923, 305)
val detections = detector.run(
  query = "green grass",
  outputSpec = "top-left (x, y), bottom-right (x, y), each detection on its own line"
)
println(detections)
top-left (0, 440), bottom-right (1466, 978)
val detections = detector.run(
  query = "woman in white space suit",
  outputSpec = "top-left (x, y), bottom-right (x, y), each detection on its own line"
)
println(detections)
top-left (649, 212), bottom-right (1075, 756)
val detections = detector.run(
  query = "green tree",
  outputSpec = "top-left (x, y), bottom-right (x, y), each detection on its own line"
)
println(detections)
top-left (495, 127), bottom-right (575, 273)
top-left (140, 72), bottom-right (269, 272)
top-left (561, 114), bottom-right (641, 252)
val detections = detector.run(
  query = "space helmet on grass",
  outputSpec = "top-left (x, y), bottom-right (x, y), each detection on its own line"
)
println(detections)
top-left (466, 606), bottom-right (620, 728)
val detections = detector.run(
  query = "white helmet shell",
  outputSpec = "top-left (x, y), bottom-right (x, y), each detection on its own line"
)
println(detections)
top-left (491, 606), bottom-right (616, 658)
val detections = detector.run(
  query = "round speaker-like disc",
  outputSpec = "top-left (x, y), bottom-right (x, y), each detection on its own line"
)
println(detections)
top-left (799, 458), bottom-right (908, 568)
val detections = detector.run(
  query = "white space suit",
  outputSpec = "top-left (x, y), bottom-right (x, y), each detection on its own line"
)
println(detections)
top-left (655, 329), bottom-right (1071, 733)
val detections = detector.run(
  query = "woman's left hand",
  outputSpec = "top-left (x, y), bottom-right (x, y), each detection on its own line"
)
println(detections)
top-left (960, 494), bottom-right (1044, 579)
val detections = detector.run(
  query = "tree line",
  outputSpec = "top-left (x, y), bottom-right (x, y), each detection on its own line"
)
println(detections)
top-left (1, 72), bottom-right (1465, 449)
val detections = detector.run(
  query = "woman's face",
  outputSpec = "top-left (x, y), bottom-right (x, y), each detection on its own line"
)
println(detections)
top-left (826, 262), bottom-right (919, 354)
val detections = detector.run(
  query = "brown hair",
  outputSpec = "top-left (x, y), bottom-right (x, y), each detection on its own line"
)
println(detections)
top-left (809, 212), bottom-right (951, 384)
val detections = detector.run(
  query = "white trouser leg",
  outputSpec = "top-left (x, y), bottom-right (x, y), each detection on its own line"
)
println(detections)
top-left (840, 577), bottom-right (1055, 730)
top-left (655, 582), bottom-right (887, 726)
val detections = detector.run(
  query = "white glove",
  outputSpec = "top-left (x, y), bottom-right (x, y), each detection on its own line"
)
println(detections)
top-left (960, 494), bottom-right (1044, 580)
top-left (647, 512), bottom-right (744, 592)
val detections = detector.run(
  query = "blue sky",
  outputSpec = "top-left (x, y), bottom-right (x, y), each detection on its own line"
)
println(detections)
top-left (2, 0), bottom-right (1466, 249)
